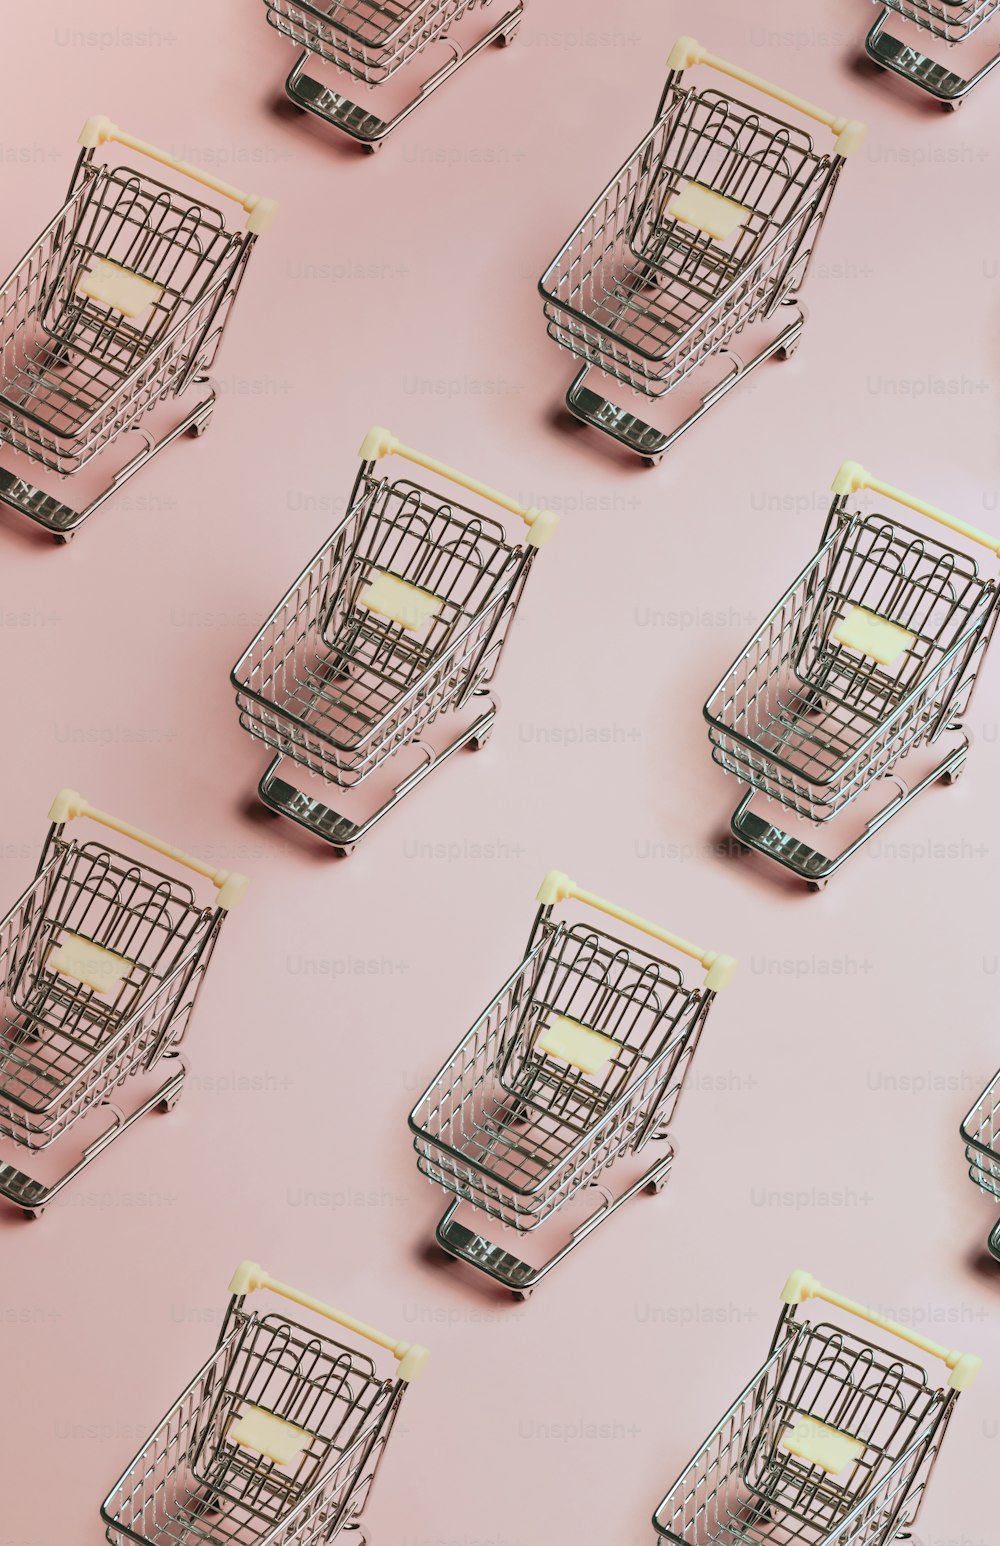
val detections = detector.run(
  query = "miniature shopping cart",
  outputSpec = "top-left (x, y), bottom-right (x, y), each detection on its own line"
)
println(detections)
top-left (652, 1270), bottom-right (980, 1546)
top-left (539, 37), bottom-right (865, 463)
top-left (102, 1261), bottom-right (428, 1546)
top-left (0, 117), bottom-right (275, 539)
top-left (409, 871), bottom-right (736, 1296)
top-left (865, 1), bottom-right (1000, 107)
top-left (0, 790), bottom-right (246, 1217)
top-left (232, 426), bottom-right (556, 854)
top-left (704, 462), bottom-right (1000, 888)
top-left (962, 1068), bottom-right (1000, 1260)
top-left (262, 0), bottom-right (522, 149)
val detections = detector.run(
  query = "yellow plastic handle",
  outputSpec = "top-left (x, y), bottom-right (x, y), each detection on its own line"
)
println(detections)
top-left (781, 1271), bottom-right (982, 1391)
top-left (536, 870), bottom-right (737, 990)
top-left (48, 789), bottom-right (249, 910)
top-left (833, 461), bottom-right (1000, 559)
top-left (78, 116), bottom-right (278, 234)
top-left (666, 36), bottom-right (866, 156)
top-left (358, 426), bottom-right (558, 548)
top-left (228, 1262), bottom-right (429, 1381)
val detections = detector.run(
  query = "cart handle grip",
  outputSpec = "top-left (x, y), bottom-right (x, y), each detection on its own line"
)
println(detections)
top-left (832, 461), bottom-right (1000, 558)
top-left (536, 871), bottom-right (736, 989)
top-left (666, 37), bottom-right (866, 157)
top-left (358, 426), bottom-right (558, 548)
top-left (48, 789), bottom-right (249, 910)
top-left (78, 117), bottom-right (278, 234)
top-left (781, 1271), bottom-right (981, 1391)
top-left (228, 1261), bottom-right (430, 1381)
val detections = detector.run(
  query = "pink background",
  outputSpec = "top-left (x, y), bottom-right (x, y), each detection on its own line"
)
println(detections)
top-left (1, 0), bottom-right (999, 1541)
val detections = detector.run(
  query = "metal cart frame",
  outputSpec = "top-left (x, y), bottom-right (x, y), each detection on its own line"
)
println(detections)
top-left (232, 426), bottom-right (556, 854)
top-left (865, 1), bottom-right (1000, 107)
top-left (539, 36), bottom-right (864, 463)
top-left (653, 1271), bottom-right (980, 1546)
top-left (961, 1068), bottom-right (1000, 1260)
top-left (0, 789), bottom-right (246, 1217)
top-left (409, 870), bottom-right (736, 1296)
top-left (262, 0), bottom-right (523, 149)
top-left (102, 1261), bottom-right (428, 1546)
top-left (0, 116), bottom-right (275, 540)
top-left (704, 462), bottom-right (1000, 888)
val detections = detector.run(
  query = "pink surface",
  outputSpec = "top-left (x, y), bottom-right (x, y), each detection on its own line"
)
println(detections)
top-left (1, 0), bottom-right (999, 1541)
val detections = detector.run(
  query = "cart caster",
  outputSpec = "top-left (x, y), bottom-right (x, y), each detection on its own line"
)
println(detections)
top-left (497, 24), bottom-right (520, 44)
top-left (807, 878), bottom-right (829, 892)
top-left (643, 454), bottom-right (664, 468)
top-left (334, 843), bottom-right (357, 858)
top-left (53, 532), bottom-right (74, 545)
top-left (646, 1176), bottom-right (668, 1194)
top-left (942, 760), bottom-right (966, 784)
top-left (189, 415), bottom-right (213, 437)
top-left (778, 338), bottom-right (801, 360)
top-left (23, 1206), bottom-right (46, 1220)
top-left (512, 1287), bottom-right (533, 1301)
top-left (158, 1090), bottom-right (183, 1113)
top-left (944, 100), bottom-right (963, 112)
top-left (470, 727), bottom-right (493, 750)
top-left (364, 141), bottom-right (384, 154)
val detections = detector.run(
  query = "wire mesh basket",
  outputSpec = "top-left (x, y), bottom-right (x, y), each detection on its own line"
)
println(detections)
top-left (704, 461), bottom-right (1000, 887)
top-left (232, 426), bottom-right (556, 853)
top-left (0, 790), bottom-right (246, 1217)
top-left (539, 36), bottom-right (864, 462)
top-left (102, 1261), bottom-right (428, 1546)
top-left (962, 1068), bottom-right (1000, 1260)
top-left (653, 1270), bottom-right (981, 1546)
top-left (262, 0), bottom-right (523, 148)
top-left (865, 0), bottom-right (1000, 105)
top-left (0, 116), bottom-right (275, 538)
top-left (409, 870), bottom-right (736, 1295)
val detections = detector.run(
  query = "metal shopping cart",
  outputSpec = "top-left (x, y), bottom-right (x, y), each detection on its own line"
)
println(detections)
top-left (232, 426), bottom-right (556, 854)
top-left (539, 37), bottom-right (865, 464)
top-left (409, 871), bottom-right (736, 1297)
top-left (261, 0), bottom-right (522, 149)
top-left (102, 1261), bottom-right (428, 1546)
top-left (0, 790), bottom-right (246, 1218)
top-left (652, 1271), bottom-right (980, 1546)
top-left (865, 1), bottom-right (1000, 107)
top-left (0, 117), bottom-right (276, 540)
top-left (704, 462), bottom-right (1000, 888)
top-left (961, 1069), bottom-right (1000, 1260)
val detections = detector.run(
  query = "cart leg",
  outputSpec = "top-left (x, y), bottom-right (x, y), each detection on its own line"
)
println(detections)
top-left (729, 739), bottom-right (970, 886)
top-left (255, 703), bottom-right (497, 852)
top-left (564, 309), bottom-right (805, 464)
top-left (283, 4), bottom-right (524, 148)
top-left (0, 1064), bottom-right (185, 1217)
top-left (0, 383), bottom-right (216, 538)
top-left (864, 8), bottom-right (998, 105)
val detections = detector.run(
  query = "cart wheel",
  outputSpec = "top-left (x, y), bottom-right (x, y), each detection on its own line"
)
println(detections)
top-left (497, 23), bottom-right (520, 44)
top-left (189, 415), bottom-right (213, 437)
top-left (778, 338), bottom-right (801, 360)
top-left (942, 761), bottom-right (966, 784)
top-left (53, 532), bottom-right (73, 545)
top-left (512, 1287), bottom-right (533, 1301)
top-left (158, 1090), bottom-right (183, 1113)
top-left (943, 100), bottom-right (963, 112)
top-left (335, 843), bottom-right (357, 858)
top-left (364, 141), bottom-right (384, 155)
top-left (470, 727), bottom-right (493, 751)
top-left (807, 878), bottom-right (829, 893)
top-left (643, 454), bottom-right (664, 468)
top-left (646, 1176), bottom-right (668, 1195)
top-left (23, 1206), bottom-right (45, 1221)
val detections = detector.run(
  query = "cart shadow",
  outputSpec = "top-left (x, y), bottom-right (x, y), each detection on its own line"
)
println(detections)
top-left (705, 824), bottom-right (812, 899)
top-left (965, 1243), bottom-right (1000, 1287)
top-left (267, 93), bottom-right (375, 162)
top-left (544, 403), bottom-right (656, 477)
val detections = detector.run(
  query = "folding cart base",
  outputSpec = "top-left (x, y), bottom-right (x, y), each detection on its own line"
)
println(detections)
top-left (0, 1061), bottom-right (184, 1219)
top-left (865, 8), bottom-right (1000, 105)
top-left (0, 382), bottom-right (215, 539)
top-left (283, 3), bottom-right (524, 149)
top-left (565, 307), bottom-right (805, 464)
top-left (435, 1145), bottom-right (674, 1297)
top-left (729, 740), bottom-right (968, 888)
top-left (257, 700), bottom-right (496, 852)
